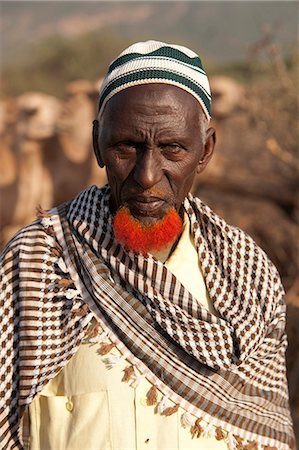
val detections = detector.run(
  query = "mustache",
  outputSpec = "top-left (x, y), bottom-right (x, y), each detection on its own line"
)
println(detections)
top-left (122, 187), bottom-right (169, 201)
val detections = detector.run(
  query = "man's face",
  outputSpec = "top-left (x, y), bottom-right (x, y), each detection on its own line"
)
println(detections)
top-left (94, 84), bottom-right (215, 225)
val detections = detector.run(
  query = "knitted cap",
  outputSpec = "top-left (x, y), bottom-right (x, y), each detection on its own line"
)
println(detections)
top-left (98, 40), bottom-right (211, 120)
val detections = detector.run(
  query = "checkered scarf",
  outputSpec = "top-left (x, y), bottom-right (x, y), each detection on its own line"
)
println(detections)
top-left (0, 185), bottom-right (295, 449)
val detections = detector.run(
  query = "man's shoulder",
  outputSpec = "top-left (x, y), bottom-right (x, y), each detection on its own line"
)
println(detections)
top-left (191, 195), bottom-right (285, 317)
top-left (1, 203), bottom-right (65, 265)
top-left (192, 194), bottom-right (255, 241)
top-left (1, 184), bottom-right (104, 261)
top-left (1, 218), bottom-right (46, 258)
top-left (191, 194), bottom-right (281, 278)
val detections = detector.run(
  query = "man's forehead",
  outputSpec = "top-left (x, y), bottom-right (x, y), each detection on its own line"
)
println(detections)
top-left (101, 83), bottom-right (203, 116)
top-left (98, 85), bottom-right (206, 139)
top-left (97, 40), bottom-right (212, 122)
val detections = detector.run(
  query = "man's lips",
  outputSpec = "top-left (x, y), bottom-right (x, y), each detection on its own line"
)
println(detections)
top-left (124, 195), bottom-right (166, 214)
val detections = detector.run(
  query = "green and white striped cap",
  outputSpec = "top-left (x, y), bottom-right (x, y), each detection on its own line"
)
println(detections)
top-left (98, 40), bottom-right (211, 120)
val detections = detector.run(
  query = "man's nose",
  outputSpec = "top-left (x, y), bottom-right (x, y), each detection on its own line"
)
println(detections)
top-left (133, 148), bottom-right (162, 189)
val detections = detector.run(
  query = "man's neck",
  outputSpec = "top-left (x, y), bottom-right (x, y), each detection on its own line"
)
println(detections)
top-left (149, 241), bottom-right (178, 263)
top-left (149, 210), bottom-right (187, 263)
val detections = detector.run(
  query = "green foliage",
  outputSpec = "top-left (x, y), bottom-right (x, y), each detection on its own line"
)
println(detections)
top-left (2, 31), bottom-right (132, 98)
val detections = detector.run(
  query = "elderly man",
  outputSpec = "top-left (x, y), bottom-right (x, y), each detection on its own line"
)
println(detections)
top-left (0, 41), bottom-right (295, 450)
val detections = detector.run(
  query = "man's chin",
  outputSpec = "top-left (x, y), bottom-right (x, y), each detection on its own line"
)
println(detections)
top-left (113, 206), bottom-right (182, 255)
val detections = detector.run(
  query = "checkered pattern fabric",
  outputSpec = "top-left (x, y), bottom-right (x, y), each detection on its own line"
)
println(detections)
top-left (0, 185), bottom-right (295, 449)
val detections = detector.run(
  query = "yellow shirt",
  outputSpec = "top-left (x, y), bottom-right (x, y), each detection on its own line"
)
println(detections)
top-left (27, 213), bottom-right (226, 450)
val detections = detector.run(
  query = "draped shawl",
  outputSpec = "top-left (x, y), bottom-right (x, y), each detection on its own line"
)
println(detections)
top-left (0, 185), bottom-right (295, 449)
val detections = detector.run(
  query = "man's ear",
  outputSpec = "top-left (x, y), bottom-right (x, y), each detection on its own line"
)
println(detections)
top-left (92, 119), bottom-right (105, 168)
top-left (196, 127), bottom-right (216, 174)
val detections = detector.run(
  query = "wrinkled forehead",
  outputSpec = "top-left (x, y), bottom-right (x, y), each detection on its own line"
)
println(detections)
top-left (100, 83), bottom-right (203, 118)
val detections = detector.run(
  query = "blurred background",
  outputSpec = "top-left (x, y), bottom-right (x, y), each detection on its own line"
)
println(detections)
top-left (1, 0), bottom-right (298, 439)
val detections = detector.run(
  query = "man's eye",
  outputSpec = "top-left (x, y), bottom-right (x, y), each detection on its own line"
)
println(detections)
top-left (115, 143), bottom-right (137, 156)
top-left (161, 144), bottom-right (184, 157)
top-left (162, 144), bottom-right (182, 151)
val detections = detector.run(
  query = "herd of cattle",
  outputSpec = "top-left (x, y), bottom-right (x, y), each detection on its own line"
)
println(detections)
top-left (0, 76), bottom-right (298, 436)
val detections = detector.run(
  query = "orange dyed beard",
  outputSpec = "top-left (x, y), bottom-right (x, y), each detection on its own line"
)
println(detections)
top-left (113, 207), bottom-right (183, 255)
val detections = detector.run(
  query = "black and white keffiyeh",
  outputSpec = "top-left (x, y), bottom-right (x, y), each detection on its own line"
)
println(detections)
top-left (0, 185), bottom-right (295, 449)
